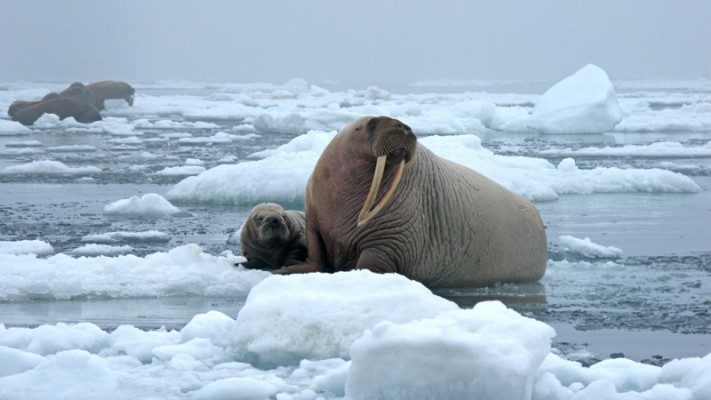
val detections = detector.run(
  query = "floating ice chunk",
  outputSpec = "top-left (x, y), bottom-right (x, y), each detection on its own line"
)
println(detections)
top-left (177, 132), bottom-right (253, 145)
top-left (108, 135), bottom-right (143, 145)
top-left (70, 244), bottom-right (134, 257)
top-left (0, 119), bottom-right (32, 135)
top-left (185, 158), bottom-right (204, 165)
top-left (103, 193), bottom-right (180, 216)
top-left (81, 230), bottom-right (170, 243)
top-left (528, 64), bottom-right (623, 134)
top-left (168, 131), bottom-right (329, 205)
top-left (0, 322), bottom-right (109, 356)
top-left (232, 270), bottom-right (458, 368)
top-left (152, 165), bottom-right (206, 176)
top-left (0, 240), bottom-right (54, 255)
top-left (97, 117), bottom-right (137, 136)
top-left (0, 244), bottom-right (268, 301)
top-left (551, 158), bottom-right (701, 196)
top-left (0, 160), bottom-right (101, 175)
top-left (346, 301), bottom-right (555, 400)
top-left (169, 130), bottom-right (700, 206)
top-left (616, 102), bottom-right (711, 132)
top-left (190, 377), bottom-right (277, 400)
top-left (559, 235), bottom-right (623, 259)
top-left (543, 141), bottom-right (711, 158)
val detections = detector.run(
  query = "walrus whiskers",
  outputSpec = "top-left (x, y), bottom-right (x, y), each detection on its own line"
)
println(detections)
top-left (357, 156), bottom-right (405, 226)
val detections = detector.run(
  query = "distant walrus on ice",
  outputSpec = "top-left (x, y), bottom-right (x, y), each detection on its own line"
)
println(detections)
top-left (273, 116), bottom-right (548, 288)
top-left (238, 203), bottom-right (308, 270)
top-left (86, 80), bottom-right (135, 110)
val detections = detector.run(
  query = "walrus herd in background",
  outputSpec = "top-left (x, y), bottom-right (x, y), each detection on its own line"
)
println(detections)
top-left (241, 116), bottom-right (548, 289)
top-left (7, 80), bottom-right (135, 125)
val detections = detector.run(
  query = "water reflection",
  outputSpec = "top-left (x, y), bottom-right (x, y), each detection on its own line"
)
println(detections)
top-left (434, 281), bottom-right (547, 312)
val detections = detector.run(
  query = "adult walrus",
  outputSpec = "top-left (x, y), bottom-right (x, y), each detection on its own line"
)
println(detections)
top-left (11, 96), bottom-right (102, 126)
top-left (274, 116), bottom-right (547, 288)
top-left (86, 80), bottom-right (135, 110)
top-left (238, 202), bottom-right (308, 270)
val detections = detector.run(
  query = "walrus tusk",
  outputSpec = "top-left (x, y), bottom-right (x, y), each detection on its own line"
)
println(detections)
top-left (357, 156), bottom-right (405, 226)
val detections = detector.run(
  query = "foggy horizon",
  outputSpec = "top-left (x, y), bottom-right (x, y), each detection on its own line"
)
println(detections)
top-left (1, 0), bottom-right (709, 89)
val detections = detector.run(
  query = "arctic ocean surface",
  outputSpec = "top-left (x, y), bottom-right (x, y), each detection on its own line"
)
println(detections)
top-left (1, 66), bottom-right (710, 399)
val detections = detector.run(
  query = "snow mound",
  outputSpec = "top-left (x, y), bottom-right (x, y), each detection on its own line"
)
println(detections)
top-left (231, 270), bottom-right (458, 368)
top-left (528, 64), bottom-right (623, 134)
top-left (103, 193), bottom-right (180, 217)
top-left (346, 301), bottom-right (555, 400)
top-left (559, 235), bottom-right (624, 259)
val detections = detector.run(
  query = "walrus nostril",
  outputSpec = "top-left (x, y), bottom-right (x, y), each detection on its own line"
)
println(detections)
top-left (265, 216), bottom-right (281, 226)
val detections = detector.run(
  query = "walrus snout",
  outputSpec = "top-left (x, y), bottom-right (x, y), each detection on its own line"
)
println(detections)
top-left (367, 117), bottom-right (416, 163)
top-left (264, 215), bottom-right (284, 228)
top-left (357, 116), bottom-right (417, 227)
top-left (258, 213), bottom-right (288, 241)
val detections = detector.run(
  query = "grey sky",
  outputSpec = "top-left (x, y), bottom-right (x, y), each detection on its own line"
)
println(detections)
top-left (1, 0), bottom-right (709, 88)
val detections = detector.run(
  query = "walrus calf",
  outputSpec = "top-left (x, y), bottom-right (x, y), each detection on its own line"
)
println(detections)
top-left (274, 116), bottom-right (548, 288)
top-left (239, 203), bottom-right (308, 270)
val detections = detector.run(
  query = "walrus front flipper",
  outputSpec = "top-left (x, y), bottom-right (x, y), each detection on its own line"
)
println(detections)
top-left (237, 258), bottom-right (274, 271)
top-left (283, 246), bottom-right (308, 267)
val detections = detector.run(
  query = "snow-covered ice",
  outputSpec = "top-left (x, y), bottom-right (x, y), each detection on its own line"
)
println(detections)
top-left (232, 271), bottom-right (458, 368)
top-left (0, 244), bottom-right (267, 301)
top-left (168, 130), bottom-right (700, 205)
top-left (347, 301), bottom-right (555, 400)
top-left (0, 271), bottom-right (709, 399)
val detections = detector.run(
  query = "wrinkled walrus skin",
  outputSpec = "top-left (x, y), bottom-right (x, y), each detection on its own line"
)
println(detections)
top-left (239, 203), bottom-right (308, 270)
top-left (274, 116), bottom-right (548, 288)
